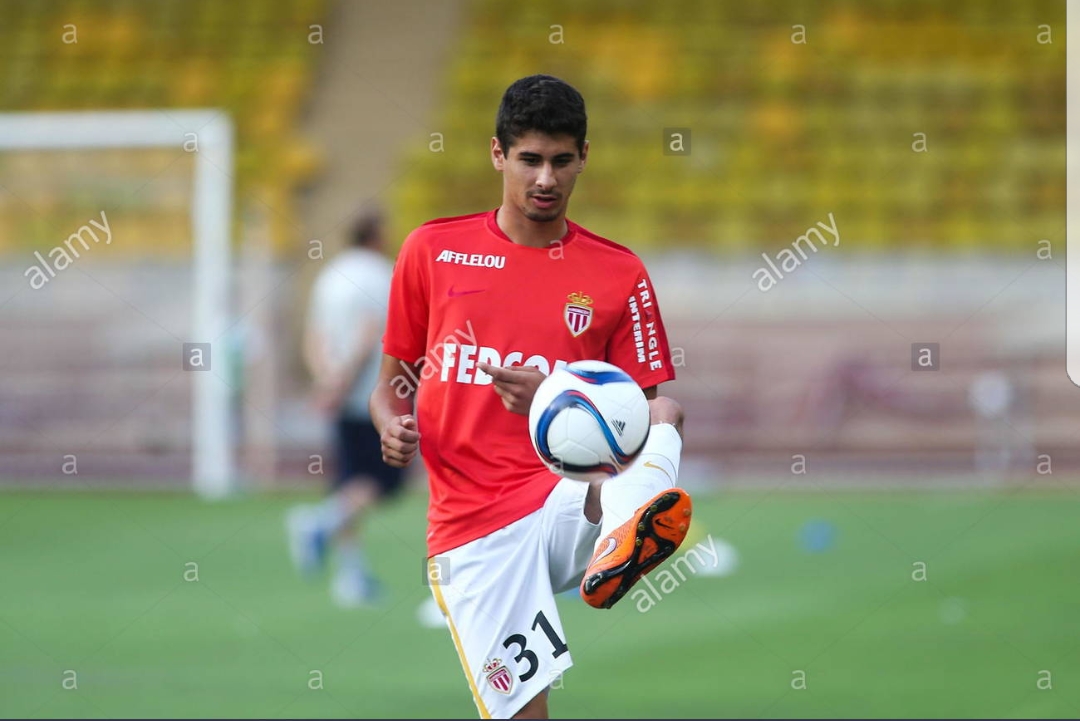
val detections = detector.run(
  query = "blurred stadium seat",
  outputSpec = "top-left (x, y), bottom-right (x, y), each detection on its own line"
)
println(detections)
top-left (0, 0), bottom-right (327, 255)
top-left (391, 0), bottom-right (1063, 254)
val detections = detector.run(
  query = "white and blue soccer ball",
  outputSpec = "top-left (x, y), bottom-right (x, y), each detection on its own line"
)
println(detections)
top-left (528, 360), bottom-right (651, 481)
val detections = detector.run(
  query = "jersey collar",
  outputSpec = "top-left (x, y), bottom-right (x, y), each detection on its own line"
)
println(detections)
top-left (485, 208), bottom-right (577, 249)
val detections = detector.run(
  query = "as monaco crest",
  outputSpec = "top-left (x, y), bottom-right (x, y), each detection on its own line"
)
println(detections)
top-left (564, 291), bottom-right (594, 337)
top-left (484, 658), bottom-right (513, 694)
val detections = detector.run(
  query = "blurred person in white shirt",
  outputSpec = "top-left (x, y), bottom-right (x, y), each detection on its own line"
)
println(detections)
top-left (286, 208), bottom-right (404, 607)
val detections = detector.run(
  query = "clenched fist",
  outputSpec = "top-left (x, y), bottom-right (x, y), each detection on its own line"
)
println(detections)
top-left (381, 414), bottom-right (420, 467)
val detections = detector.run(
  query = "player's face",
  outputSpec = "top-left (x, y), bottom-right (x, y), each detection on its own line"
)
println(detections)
top-left (491, 131), bottom-right (588, 224)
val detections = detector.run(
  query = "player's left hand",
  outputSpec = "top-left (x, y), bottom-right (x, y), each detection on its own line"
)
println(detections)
top-left (476, 362), bottom-right (546, 415)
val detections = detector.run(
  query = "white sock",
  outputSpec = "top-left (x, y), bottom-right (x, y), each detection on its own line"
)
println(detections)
top-left (598, 423), bottom-right (682, 541)
top-left (316, 495), bottom-right (350, 536)
top-left (335, 541), bottom-right (369, 577)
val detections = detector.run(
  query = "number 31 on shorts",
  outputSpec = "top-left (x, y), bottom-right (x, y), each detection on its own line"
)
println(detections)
top-left (493, 610), bottom-right (568, 687)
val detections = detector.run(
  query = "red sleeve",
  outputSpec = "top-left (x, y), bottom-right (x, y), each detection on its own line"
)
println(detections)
top-left (605, 265), bottom-right (676, 388)
top-left (382, 230), bottom-right (430, 364)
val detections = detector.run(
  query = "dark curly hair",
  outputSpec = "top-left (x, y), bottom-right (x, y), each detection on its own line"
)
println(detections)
top-left (495, 75), bottom-right (587, 155)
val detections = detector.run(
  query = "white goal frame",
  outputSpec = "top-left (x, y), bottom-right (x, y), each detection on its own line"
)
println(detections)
top-left (1069, 0), bottom-right (1079, 385)
top-left (0, 110), bottom-right (236, 498)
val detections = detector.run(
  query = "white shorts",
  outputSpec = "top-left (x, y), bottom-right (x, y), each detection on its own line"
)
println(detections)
top-left (427, 478), bottom-right (599, 719)
top-left (427, 424), bottom-right (683, 718)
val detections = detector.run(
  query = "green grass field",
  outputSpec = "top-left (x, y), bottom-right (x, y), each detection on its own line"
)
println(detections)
top-left (2, 487), bottom-right (1079, 718)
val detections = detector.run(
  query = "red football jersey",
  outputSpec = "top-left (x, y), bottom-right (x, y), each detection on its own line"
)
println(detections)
top-left (383, 210), bottom-right (675, 556)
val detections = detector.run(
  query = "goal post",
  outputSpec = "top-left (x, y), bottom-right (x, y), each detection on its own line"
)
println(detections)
top-left (0, 109), bottom-right (236, 498)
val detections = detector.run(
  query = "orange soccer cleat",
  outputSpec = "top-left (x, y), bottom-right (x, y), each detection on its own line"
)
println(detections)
top-left (580, 488), bottom-right (693, 609)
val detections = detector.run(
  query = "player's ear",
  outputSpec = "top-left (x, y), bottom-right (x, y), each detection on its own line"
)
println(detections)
top-left (491, 137), bottom-right (505, 171)
top-left (578, 139), bottom-right (588, 172)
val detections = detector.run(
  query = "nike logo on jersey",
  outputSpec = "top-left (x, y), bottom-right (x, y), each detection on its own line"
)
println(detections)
top-left (447, 285), bottom-right (485, 298)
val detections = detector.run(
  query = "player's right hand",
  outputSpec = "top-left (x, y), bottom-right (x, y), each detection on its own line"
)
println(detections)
top-left (382, 414), bottom-right (420, 467)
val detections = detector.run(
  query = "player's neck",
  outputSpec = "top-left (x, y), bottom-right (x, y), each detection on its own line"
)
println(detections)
top-left (495, 205), bottom-right (567, 248)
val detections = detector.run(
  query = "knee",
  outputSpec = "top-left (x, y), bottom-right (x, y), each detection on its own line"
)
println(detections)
top-left (511, 689), bottom-right (549, 719)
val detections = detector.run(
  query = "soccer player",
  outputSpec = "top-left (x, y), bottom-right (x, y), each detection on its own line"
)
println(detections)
top-left (286, 209), bottom-right (405, 607)
top-left (370, 75), bottom-right (692, 719)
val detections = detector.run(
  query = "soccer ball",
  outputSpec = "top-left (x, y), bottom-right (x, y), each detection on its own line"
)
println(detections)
top-left (529, 360), bottom-right (651, 481)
